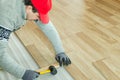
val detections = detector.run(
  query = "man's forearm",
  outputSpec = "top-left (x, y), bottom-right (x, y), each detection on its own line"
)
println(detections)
top-left (0, 40), bottom-right (26, 78)
top-left (35, 21), bottom-right (65, 54)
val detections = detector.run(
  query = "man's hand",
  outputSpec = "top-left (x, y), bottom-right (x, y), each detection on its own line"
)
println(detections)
top-left (22, 70), bottom-right (39, 80)
top-left (55, 52), bottom-right (71, 66)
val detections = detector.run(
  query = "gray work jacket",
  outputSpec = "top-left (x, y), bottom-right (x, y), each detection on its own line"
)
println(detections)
top-left (0, 0), bottom-right (26, 31)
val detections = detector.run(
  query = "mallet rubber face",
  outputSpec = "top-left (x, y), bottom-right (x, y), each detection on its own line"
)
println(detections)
top-left (49, 66), bottom-right (57, 75)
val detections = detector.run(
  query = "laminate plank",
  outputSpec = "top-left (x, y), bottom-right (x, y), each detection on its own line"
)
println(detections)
top-left (93, 58), bottom-right (120, 80)
top-left (26, 44), bottom-right (49, 67)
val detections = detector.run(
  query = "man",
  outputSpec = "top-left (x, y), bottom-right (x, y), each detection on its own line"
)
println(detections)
top-left (0, 0), bottom-right (71, 80)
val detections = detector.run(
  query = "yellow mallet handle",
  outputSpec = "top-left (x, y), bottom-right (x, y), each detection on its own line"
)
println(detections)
top-left (39, 70), bottom-right (51, 75)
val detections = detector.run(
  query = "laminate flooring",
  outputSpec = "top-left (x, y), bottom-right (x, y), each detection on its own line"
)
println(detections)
top-left (1, 0), bottom-right (120, 80)
top-left (16, 0), bottom-right (120, 80)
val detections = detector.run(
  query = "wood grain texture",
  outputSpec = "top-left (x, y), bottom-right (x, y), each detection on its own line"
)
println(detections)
top-left (15, 0), bottom-right (120, 80)
top-left (93, 58), bottom-right (120, 80)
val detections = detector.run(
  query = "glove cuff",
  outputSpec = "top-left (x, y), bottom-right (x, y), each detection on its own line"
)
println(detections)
top-left (56, 52), bottom-right (65, 55)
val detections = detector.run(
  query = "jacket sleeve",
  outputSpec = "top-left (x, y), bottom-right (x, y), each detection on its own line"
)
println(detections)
top-left (35, 20), bottom-right (65, 54)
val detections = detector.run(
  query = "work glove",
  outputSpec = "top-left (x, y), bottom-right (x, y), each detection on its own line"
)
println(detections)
top-left (55, 52), bottom-right (71, 66)
top-left (22, 70), bottom-right (39, 80)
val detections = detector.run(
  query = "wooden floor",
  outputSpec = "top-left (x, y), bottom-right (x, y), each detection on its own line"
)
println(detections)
top-left (0, 33), bottom-right (73, 80)
top-left (15, 0), bottom-right (120, 80)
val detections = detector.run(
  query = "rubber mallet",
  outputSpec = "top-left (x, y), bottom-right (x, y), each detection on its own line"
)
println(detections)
top-left (36, 63), bottom-right (59, 75)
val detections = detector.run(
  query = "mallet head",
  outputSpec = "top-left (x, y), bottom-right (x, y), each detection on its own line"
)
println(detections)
top-left (49, 66), bottom-right (57, 75)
